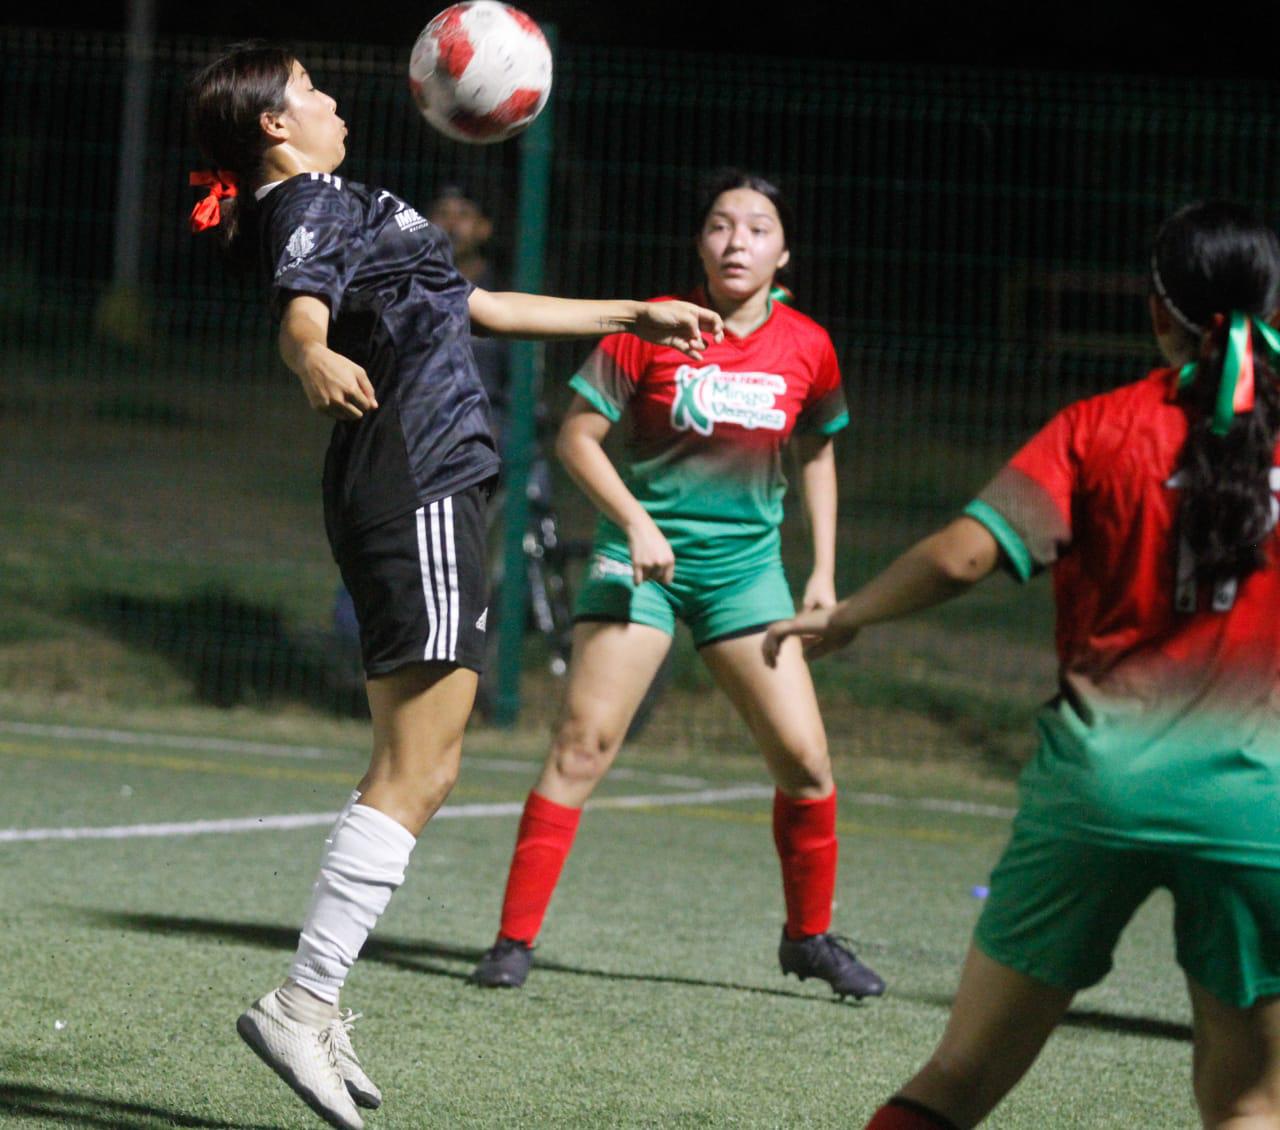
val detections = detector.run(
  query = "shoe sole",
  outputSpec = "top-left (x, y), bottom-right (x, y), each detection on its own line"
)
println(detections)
top-left (469, 974), bottom-right (526, 988)
top-left (237, 1012), bottom-right (363, 1130)
top-left (345, 1079), bottom-right (382, 1110)
top-left (345, 1085), bottom-right (378, 1110)
top-left (781, 968), bottom-right (885, 1001)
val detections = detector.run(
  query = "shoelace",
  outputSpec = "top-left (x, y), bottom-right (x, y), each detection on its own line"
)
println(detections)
top-left (335, 1008), bottom-right (363, 1037)
top-left (815, 933), bottom-right (861, 968)
top-left (316, 1023), bottom-right (342, 1073)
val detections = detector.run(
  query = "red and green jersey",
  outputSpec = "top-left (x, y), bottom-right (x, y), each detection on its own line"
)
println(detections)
top-left (966, 367), bottom-right (1280, 864)
top-left (569, 290), bottom-right (848, 569)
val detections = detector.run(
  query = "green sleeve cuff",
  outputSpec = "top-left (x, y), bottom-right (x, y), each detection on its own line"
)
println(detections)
top-left (814, 409), bottom-right (850, 436)
top-left (568, 374), bottom-right (623, 422)
top-left (964, 499), bottom-right (1034, 583)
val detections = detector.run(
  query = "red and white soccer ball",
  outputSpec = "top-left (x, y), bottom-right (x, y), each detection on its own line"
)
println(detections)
top-left (409, 1), bottom-right (553, 144)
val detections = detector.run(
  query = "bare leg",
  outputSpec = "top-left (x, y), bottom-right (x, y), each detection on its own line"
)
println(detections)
top-left (893, 945), bottom-right (1073, 1128)
top-left (1188, 979), bottom-right (1280, 1129)
top-left (698, 631), bottom-right (832, 797)
top-left (359, 661), bottom-right (478, 835)
top-left (533, 621), bottom-right (673, 807)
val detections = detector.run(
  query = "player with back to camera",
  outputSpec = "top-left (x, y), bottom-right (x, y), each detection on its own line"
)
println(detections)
top-left (469, 168), bottom-right (886, 1002)
top-left (764, 200), bottom-right (1280, 1130)
top-left (187, 42), bottom-right (721, 1130)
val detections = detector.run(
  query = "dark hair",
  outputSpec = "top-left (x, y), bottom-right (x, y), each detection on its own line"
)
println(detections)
top-left (1153, 200), bottom-right (1280, 586)
top-left (188, 41), bottom-right (293, 260)
top-left (695, 167), bottom-right (794, 247)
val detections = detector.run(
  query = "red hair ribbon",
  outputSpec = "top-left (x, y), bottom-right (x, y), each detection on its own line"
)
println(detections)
top-left (188, 169), bottom-right (239, 233)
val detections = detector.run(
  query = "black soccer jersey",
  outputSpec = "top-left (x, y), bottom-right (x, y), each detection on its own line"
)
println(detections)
top-left (259, 172), bottom-right (500, 552)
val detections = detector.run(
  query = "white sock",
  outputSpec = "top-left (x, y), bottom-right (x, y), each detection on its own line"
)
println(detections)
top-left (288, 803), bottom-right (416, 1003)
top-left (328, 789), bottom-right (362, 844)
top-left (276, 978), bottom-right (340, 1028)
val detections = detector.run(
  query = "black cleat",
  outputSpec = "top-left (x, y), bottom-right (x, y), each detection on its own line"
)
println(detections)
top-left (470, 938), bottom-right (533, 988)
top-left (778, 928), bottom-right (886, 1000)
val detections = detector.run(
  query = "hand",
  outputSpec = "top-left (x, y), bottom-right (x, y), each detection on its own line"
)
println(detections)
top-left (625, 514), bottom-right (675, 586)
top-left (632, 301), bottom-right (724, 360)
top-left (762, 605), bottom-right (859, 668)
top-left (299, 345), bottom-right (378, 420)
top-left (801, 572), bottom-right (837, 612)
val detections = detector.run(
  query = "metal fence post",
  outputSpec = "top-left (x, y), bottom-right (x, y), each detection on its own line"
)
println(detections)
top-left (492, 25), bottom-right (556, 726)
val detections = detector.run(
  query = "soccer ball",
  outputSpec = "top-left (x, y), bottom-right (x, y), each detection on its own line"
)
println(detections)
top-left (409, 2), bottom-right (553, 145)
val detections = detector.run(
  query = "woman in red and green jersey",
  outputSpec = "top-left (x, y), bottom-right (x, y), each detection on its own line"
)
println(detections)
top-left (766, 200), bottom-right (1280, 1130)
top-left (471, 169), bottom-right (885, 1000)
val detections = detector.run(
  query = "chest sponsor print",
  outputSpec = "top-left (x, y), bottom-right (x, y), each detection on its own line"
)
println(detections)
top-left (670, 365), bottom-right (788, 436)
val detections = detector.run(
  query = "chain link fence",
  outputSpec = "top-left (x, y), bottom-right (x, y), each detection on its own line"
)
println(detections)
top-left (4, 27), bottom-right (1279, 757)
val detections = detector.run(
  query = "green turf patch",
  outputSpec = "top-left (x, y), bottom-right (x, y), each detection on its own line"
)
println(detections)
top-left (0, 719), bottom-right (1196, 1129)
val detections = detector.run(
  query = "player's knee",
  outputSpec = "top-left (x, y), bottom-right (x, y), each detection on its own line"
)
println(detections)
top-left (400, 748), bottom-right (462, 816)
top-left (550, 722), bottom-right (619, 785)
top-left (773, 744), bottom-right (832, 796)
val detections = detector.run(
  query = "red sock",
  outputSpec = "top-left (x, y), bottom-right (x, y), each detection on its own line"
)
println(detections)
top-left (865, 1097), bottom-right (961, 1130)
top-left (497, 791), bottom-right (582, 945)
top-left (773, 788), bottom-right (837, 940)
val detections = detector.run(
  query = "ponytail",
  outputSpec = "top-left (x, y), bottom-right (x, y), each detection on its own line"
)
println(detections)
top-left (1177, 314), bottom-right (1280, 584)
top-left (187, 42), bottom-right (292, 264)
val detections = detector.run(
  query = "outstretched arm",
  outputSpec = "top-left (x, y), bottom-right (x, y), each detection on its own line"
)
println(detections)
top-left (555, 396), bottom-right (674, 586)
top-left (794, 433), bottom-right (839, 611)
top-left (279, 295), bottom-right (379, 420)
top-left (762, 516), bottom-right (1001, 666)
top-left (468, 291), bottom-right (723, 359)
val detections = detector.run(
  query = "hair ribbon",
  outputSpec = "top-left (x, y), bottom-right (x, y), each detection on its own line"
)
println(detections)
top-left (188, 170), bottom-right (239, 233)
top-left (1176, 312), bottom-right (1280, 436)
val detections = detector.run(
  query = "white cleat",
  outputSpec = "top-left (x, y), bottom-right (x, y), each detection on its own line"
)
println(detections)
top-left (331, 1009), bottom-right (382, 1109)
top-left (236, 989), bottom-right (365, 1130)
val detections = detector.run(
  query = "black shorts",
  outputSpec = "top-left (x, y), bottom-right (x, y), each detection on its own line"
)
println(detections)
top-left (335, 482), bottom-right (491, 677)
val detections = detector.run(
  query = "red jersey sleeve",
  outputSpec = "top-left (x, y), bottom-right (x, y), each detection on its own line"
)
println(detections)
top-left (567, 332), bottom-right (652, 422)
top-left (794, 332), bottom-right (849, 436)
top-left (965, 401), bottom-right (1089, 581)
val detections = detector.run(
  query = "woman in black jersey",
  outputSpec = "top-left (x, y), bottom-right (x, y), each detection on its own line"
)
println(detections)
top-left (188, 42), bottom-right (721, 1130)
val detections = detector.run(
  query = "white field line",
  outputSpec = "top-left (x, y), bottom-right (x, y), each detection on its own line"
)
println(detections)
top-left (0, 720), bottom-right (708, 788)
top-left (846, 792), bottom-right (1015, 820)
top-left (0, 785), bottom-right (1014, 846)
top-left (0, 785), bottom-right (775, 844)
top-left (0, 721), bottom-right (337, 761)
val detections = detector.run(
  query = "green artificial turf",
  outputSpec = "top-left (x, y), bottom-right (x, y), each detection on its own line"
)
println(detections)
top-left (0, 717), bottom-right (1196, 1128)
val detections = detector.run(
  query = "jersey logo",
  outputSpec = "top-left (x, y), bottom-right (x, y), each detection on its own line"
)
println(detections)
top-left (376, 190), bottom-right (430, 234)
top-left (395, 207), bottom-right (429, 233)
top-left (670, 365), bottom-right (788, 436)
top-left (475, 607), bottom-right (488, 631)
top-left (276, 225), bottom-right (316, 277)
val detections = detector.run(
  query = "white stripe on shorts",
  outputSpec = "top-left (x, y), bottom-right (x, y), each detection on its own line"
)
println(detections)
top-left (416, 499), bottom-right (459, 662)
top-left (415, 507), bottom-right (440, 658)
top-left (442, 495), bottom-right (460, 660)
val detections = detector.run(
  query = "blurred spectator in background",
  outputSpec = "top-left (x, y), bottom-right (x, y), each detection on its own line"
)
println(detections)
top-left (428, 186), bottom-right (512, 451)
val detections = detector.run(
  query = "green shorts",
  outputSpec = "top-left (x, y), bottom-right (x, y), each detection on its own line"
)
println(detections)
top-left (974, 818), bottom-right (1280, 1008)
top-left (573, 547), bottom-right (795, 648)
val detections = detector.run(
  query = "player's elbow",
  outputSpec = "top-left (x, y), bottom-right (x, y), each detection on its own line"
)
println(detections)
top-left (926, 537), bottom-right (990, 588)
top-left (927, 519), bottom-right (1000, 587)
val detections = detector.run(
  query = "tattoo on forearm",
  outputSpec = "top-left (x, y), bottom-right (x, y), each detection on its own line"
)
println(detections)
top-left (598, 318), bottom-right (628, 332)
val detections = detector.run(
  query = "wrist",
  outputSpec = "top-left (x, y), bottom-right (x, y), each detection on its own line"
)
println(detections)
top-left (594, 300), bottom-right (641, 336)
top-left (622, 508), bottom-right (656, 536)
